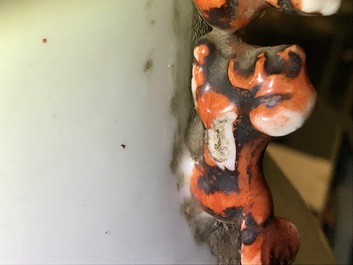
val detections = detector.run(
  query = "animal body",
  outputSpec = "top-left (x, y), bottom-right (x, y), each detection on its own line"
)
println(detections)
top-left (181, 0), bottom-right (323, 264)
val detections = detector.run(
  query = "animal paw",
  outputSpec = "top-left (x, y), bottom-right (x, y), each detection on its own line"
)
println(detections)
top-left (241, 217), bottom-right (300, 265)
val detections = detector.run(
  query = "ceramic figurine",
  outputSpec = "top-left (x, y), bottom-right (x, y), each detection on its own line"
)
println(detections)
top-left (181, 0), bottom-right (340, 264)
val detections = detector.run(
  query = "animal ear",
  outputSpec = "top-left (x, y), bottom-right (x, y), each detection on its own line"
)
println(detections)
top-left (249, 45), bottom-right (316, 137)
top-left (228, 53), bottom-right (266, 90)
top-left (265, 0), bottom-right (341, 16)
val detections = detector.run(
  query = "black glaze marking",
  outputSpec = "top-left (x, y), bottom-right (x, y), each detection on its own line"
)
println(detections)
top-left (286, 51), bottom-right (302, 78)
top-left (241, 213), bottom-right (261, 245)
top-left (200, 205), bottom-right (245, 223)
top-left (234, 115), bottom-right (264, 145)
top-left (261, 214), bottom-right (275, 229)
top-left (195, 40), bottom-right (294, 112)
top-left (246, 164), bottom-right (252, 186)
top-left (241, 229), bottom-right (258, 246)
top-left (264, 52), bottom-right (285, 75)
top-left (202, 0), bottom-right (236, 29)
top-left (233, 55), bottom-right (257, 78)
top-left (196, 202), bottom-right (272, 246)
top-left (194, 43), bottom-right (296, 118)
top-left (264, 51), bottom-right (302, 78)
top-left (257, 93), bottom-right (292, 108)
top-left (221, 206), bottom-right (244, 220)
top-left (246, 137), bottom-right (270, 185)
top-left (197, 162), bottom-right (240, 195)
top-left (277, 0), bottom-right (315, 16)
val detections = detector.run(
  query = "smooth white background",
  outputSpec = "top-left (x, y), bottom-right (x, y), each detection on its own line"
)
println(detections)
top-left (0, 0), bottom-right (216, 263)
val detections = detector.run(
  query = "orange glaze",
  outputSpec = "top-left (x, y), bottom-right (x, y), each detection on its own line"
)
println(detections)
top-left (228, 54), bottom-right (267, 89)
top-left (193, 64), bottom-right (205, 88)
top-left (189, 2), bottom-right (310, 263)
top-left (190, 137), bottom-right (273, 225)
top-left (194, 0), bottom-right (267, 32)
top-left (193, 0), bottom-right (226, 11)
top-left (241, 236), bottom-right (263, 264)
top-left (265, 0), bottom-right (280, 8)
top-left (251, 46), bottom-right (316, 120)
top-left (196, 90), bottom-right (237, 129)
top-left (194, 44), bottom-right (210, 65)
top-left (291, 0), bottom-right (303, 11)
top-left (227, 0), bottom-right (267, 31)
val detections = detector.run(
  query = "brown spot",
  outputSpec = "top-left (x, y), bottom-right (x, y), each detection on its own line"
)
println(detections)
top-left (42, 38), bottom-right (47, 43)
top-left (144, 0), bottom-right (153, 10)
top-left (121, 144), bottom-right (126, 149)
top-left (143, 57), bottom-right (153, 73)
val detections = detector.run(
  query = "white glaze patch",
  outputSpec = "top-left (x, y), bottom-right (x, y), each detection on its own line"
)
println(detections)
top-left (301, 0), bottom-right (341, 15)
top-left (252, 93), bottom-right (316, 137)
top-left (252, 109), bottom-right (306, 137)
top-left (206, 112), bottom-right (237, 171)
top-left (255, 107), bottom-right (305, 136)
top-left (179, 150), bottom-right (195, 199)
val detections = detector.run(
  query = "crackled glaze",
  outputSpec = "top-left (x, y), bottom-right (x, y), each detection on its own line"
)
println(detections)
top-left (187, 0), bottom-right (324, 264)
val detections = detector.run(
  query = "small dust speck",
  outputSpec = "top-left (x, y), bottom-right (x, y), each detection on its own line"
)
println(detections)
top-left (105, 230), bottom-right (111, 235)
top-left (150, 19), bottom-right (156, 26)
top-left (143, 58), bottom-right (153, 73)
top-left (121, 144), bottom-right (126, 149)
top-left (42, 38), bottom-right (47, 43)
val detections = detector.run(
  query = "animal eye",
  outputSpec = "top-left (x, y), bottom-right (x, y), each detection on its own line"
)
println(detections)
top-left (257, 93), bottom-right (292, 109)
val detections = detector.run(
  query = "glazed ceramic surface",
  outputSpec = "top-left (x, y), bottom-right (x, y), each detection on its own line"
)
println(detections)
top-left (0, 1), bottom-right (216, 263)
top-left (180, 0), bottom-right (339, 264)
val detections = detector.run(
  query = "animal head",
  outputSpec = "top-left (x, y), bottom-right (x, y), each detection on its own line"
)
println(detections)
top-left (193, 0), bottom-right (341, 31)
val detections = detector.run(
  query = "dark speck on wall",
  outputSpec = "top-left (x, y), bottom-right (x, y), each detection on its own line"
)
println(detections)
top-left (150, 19), bottom-right (156, 26)
top-left (121, 144), bottom-right (126, 149)
top-left (144, 57), bottom-right (153, 73)
top-left (144, 0), bottom-right (153, 10)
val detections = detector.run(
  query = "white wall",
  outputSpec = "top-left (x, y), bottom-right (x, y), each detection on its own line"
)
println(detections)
top-left (0, 0), bottom-right (216, 263)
